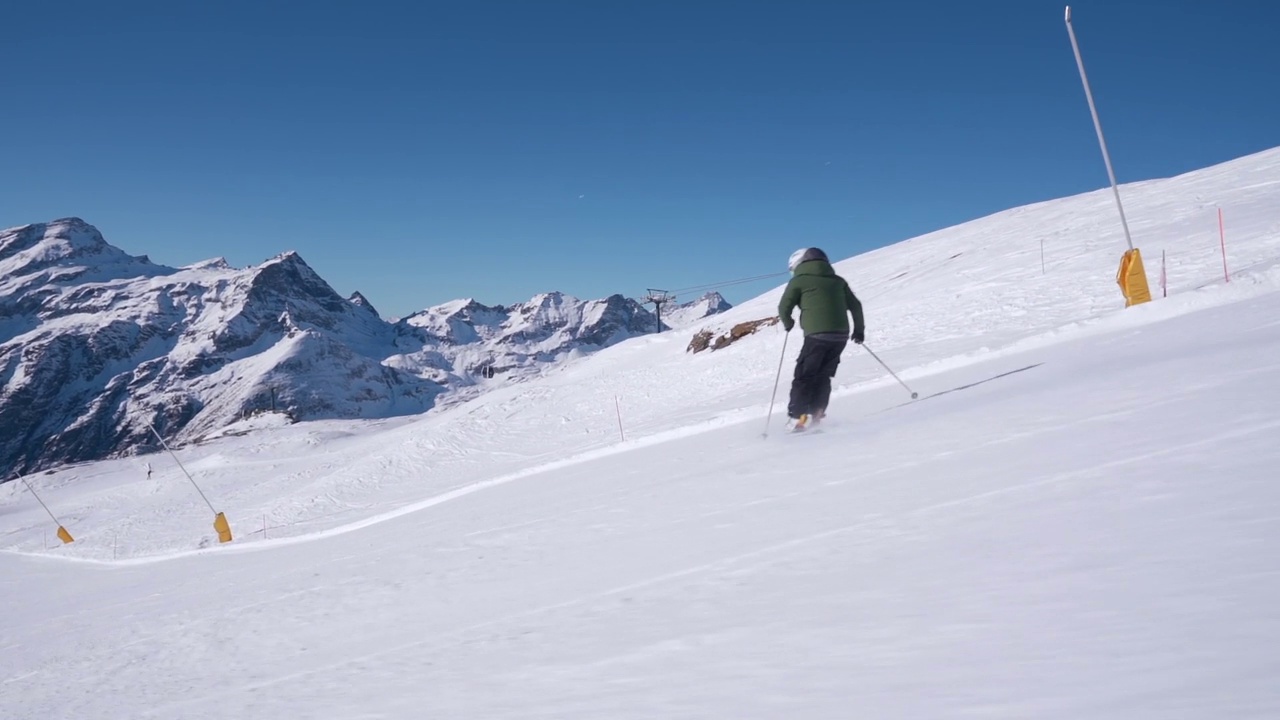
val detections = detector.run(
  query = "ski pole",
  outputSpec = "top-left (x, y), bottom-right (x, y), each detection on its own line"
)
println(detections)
top-left (762, 330), bottom-right (790, 437)
top-left (862, 344), bottom-right (918, 399)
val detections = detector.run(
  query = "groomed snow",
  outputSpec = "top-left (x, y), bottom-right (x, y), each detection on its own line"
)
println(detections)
top-left (2, 147), bottom-right (1279, 718)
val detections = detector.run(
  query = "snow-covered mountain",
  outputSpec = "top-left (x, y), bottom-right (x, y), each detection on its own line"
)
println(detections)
top-left (389, 290), bottom-right (731, 385)
top-left (3, 148), bottom-right (1279, 719)
top-left (659, 291), bottom-right (733, 329)
top-left (0, 218), bottom-right (446, 478)
top-left (396, 292), bottom-right (657, 377)
top-left (0, 220), bottom-right (731, 477)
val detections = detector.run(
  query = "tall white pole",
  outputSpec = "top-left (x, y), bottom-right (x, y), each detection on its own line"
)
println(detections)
top-left (1065, 6), bottom-right (1135, 252)
top-left (148, 423), bottom-right (217, 515)
top-left (19, 475), bottom-right (64, 527)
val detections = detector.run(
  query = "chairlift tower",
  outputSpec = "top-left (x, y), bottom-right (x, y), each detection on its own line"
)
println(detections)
top-left (643, 289), bottom-right (672, 333)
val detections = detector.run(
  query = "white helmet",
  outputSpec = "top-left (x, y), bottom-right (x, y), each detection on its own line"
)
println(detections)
top-left (788, 247), bottom-right (829, 271)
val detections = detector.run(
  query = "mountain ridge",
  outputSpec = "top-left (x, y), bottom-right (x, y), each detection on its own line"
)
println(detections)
top-left (0, 220), bottom-right (731, 477)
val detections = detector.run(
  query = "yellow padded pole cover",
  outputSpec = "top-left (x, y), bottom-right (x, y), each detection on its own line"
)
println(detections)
top-left (1117, 248), bottom-right (1152, 307)
top-left (214, 512), bottom-right (233, 543)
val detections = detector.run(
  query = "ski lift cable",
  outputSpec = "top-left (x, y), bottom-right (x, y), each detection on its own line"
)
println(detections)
top-left (666, 271), bottom-right (789, 296)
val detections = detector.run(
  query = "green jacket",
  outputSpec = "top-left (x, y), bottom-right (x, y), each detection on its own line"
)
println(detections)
top-left (778, 259), bottom-right (865, 337)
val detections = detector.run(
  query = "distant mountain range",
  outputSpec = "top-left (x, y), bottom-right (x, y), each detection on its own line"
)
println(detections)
top-left (0, 218), bottom-right (730, 477)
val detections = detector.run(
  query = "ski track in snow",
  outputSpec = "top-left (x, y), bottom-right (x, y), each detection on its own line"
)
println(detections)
top-left (16, 294), bottom-right (1274, 717)
top-left (3, 149), bottom-right (1280, 719)
top-left (144, 405), bottom-right (1280, 717)
top-left (0, 148), bottom-right (1276, 564)
top-left (7, 274), bottom-right (1276, 568)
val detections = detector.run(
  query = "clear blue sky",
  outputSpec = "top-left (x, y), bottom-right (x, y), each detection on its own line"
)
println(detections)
top-left (6, 0), bottom-right (1278, 318)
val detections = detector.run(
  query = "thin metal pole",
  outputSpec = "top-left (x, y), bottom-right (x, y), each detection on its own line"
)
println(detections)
top-left (1065, 6), bottom-right (1135, 252)
top-left (1161, 249), bottom-right (1167, 297)
top-left (147, 423), bottom-right (217, 515)
top-left (20, 476), bottom-right (66, 527)
top-left (762, 331), bottom-right (790, 438)
top-left (1218, 207), bottom-right (1230, 282)
top-left (862, 344), bottom-right (919, 400)
top-left (614, 396), bottom-right (626, 442)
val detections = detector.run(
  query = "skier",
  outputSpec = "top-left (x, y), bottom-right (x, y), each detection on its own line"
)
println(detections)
top-left (777, 247), bottom-right (865, 431)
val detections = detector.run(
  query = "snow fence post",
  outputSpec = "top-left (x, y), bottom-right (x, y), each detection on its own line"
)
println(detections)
top-left (1064, 5), bottom-right (1151, 307)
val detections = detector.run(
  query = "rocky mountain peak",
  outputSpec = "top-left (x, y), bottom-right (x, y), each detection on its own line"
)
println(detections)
top-left (243, 251), bottom-right (348, 317)
top-left (0, 218), bottom-right (734, 477)
top-left (660, 291), bottom-right (735, 330)
top-left (348, 291), bottom-right (379, 317)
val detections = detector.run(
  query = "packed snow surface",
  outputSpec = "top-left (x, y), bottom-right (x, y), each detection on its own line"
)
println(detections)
top-left (2, 147), bottom-right (1279, 718)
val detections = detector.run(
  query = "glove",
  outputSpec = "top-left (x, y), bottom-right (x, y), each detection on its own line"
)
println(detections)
top-left (781, 319), bottom-right (794, 333)
top-left (851, 328), bottom-right (864, 344)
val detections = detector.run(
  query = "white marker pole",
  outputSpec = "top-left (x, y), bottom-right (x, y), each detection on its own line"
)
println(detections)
top-left (1065, 6), bottom-right (1135, 252)
top-left (1161, 249), bottom-right (1168, 297)
top-left (614, 396), bottom-right (626, 442)
top-left (148, 423), bottom-right (216, 515)
top-left (19, 474), bottom-right (75, 544)
top-left (1218, 207), bottom-right (1230, 283)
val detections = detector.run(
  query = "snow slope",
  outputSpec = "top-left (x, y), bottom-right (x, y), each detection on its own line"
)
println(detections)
top-left (3, 284), bottom-right (1278, 719)
top-left (4, 146), bottom-right (1276, 558)
top-left (2, 146), bottom-right (1279, 718)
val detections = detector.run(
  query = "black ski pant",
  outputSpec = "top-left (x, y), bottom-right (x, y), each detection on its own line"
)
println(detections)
top-left (787, 334), bottom-right (847, 419)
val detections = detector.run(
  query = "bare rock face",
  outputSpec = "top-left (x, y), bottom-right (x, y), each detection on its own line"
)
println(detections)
top-left (687, 317), bottom-right (779, 354)
top-left (687, 330), bottom-right (713, 354)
